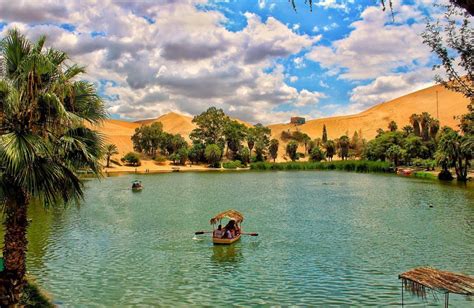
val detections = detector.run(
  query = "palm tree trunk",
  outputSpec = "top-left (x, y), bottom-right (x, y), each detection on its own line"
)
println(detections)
top-left (0, 188), bottom-right (29, 306)
top-left (106, 155), bottom-right (110, 168)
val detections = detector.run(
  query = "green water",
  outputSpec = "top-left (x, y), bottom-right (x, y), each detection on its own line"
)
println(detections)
top-left (23, 171), bottom-right (473, 306)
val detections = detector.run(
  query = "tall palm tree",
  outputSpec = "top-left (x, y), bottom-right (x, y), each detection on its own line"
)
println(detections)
top-left (0, 29), bottom-right (106, 305)
top-left (420, 112), bottom-right (432, 141)
top-left (409, 114), bottom-right (421, 137)
top-left (105, 144), bottom-right (119, 168)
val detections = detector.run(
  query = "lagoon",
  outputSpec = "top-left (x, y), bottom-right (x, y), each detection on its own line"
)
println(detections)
top-left (23, 171), bottom-right (474, 306)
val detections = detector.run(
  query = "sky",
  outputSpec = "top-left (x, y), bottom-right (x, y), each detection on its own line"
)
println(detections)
top-left (0, 0), bottom-right (451, 124)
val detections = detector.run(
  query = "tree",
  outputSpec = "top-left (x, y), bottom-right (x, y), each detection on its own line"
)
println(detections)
top-left (131, 122), bottom-right (164, 157)
top-left (420, 112), bottom-right (432, 141)
top-left (105, 144), bottom-right (119, 168)
top-left (224, 120), bottom-right (246, 159)
top-left (122, 152), bottom-right (141, 166)
top-left (269, 139), bottom-right (279, 162)
top-left (246, 128), bottom-right (256, 155)
top-left (430, 119), bottom-right (440, 140)
top-left (240, 147), bottom-right (250, 165)
top-left (402, 125), bottom-right (414, 137)
top-left (388, 120), bottom-right (398, 132)
top-left (386, 144), bottom-right (403, 166)
top-left (290, 0), bottom-right (474, 17)
top-left (404, 135), bottom-right (426, 163)
top-left (0, 29), bottom-right (106, 305)
top-left (436, 127), bottom-right (472, 181)
top-left (325, 140), bottom-right (336, 161)
top-left (205, 144), bottom-right (222, 167)
top-left (189, 142), bottom-right (205, 165)
top-left (337, 135), bottom-right (350, 160)
top-left (178, 147), bottom-right (188, 165)
top-left (409, 114), bottom-right (421, 137)
top-left (422, 4), bottom-right (474, 100)
top-left (322, 124), bottom-right (328, 143)
top-left (286, 141), bottom-right (299, 161)
top-left (309, 147), bottom-right (325, 162)
top-left (190, 107), bottom-right (229, 147)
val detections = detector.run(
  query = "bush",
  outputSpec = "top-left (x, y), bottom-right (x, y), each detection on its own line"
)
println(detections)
top-left (121, 152), bottom-right (141, 166)
top-left (250, 160), bottom-right (392, 173)
top-left (205, 144), bottom-right (222, 167)
top-left (223, 160), bottom-right (243, 169)
top-left (309, 147), bottom-right (325, 162)
top-left (154, 155), bottom-right (167, 165)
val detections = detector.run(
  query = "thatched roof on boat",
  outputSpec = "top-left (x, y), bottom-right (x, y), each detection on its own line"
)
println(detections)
top-left (210, 210), bottom-right (244, 225)
top-left (399, 267), bottom-right (474, 297)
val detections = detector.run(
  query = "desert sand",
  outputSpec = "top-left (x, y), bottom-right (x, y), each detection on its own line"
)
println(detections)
top-left (95, 83), bottom-right (470, 168)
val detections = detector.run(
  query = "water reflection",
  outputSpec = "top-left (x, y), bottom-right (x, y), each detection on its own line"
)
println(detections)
top-left (211, 244), bottom-right (243, 264)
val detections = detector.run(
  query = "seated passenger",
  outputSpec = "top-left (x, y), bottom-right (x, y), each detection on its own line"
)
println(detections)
top-left (213, 225), bottom-right (224, 238)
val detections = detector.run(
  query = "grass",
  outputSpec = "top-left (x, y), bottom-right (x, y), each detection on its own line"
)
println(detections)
top-left (20, 278), bottom-right (54, 308)
top-left (250, 160), bottom-right (393, 173)
top-left (413, 171), bottom-right (438, 180)
top-left (223, 160), bottom-right (244, 169)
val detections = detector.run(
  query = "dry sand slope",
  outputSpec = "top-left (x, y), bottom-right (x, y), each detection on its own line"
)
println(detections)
top-left (95, 84), bottom-right (470, 162)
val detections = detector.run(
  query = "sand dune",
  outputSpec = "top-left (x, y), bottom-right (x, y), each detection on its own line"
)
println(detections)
top-left (96, 84), bottom-right (470, 163)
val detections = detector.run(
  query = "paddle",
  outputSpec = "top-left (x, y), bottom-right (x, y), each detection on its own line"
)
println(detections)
top-left (194, 231), bottom-right (213, 235)
top-left (242, 232), bottom-right (258, 236)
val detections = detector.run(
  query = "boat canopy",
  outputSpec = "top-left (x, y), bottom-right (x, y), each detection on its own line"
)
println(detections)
top-left (210, 210), bottom-right (244, 225)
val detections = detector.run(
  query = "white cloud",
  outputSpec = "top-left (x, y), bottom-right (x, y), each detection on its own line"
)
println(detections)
top-left (290, 76), bottom-right (298, 82)
top-left (0, 1), bottom-right (322, 124)
top-left (306, 5), bottom-right (431, 80)
top-left (349, 69), bottom-right (436, 111)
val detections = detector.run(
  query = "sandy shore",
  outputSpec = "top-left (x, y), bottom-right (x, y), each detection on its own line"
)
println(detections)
top-left (103, 160), bottom-right (248, 174)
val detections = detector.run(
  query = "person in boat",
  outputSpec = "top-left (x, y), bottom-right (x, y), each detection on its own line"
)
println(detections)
top-left (223, 220), bottom-right (236, 239)
top-left (132, 181), bottom-right (142, 189)
top-left (213, 225), bottom-right (224, 238)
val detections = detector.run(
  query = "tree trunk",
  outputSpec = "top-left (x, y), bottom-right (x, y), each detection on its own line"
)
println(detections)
top-left (106, 155), bottom-right (111, 168)
top-left (0, 188), bottom-right (29, 306)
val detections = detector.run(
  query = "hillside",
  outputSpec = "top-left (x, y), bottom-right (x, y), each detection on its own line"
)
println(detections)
top-left (96, 83), bottom-right (470, 162)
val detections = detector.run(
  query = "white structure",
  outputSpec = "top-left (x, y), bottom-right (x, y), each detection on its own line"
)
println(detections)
top-left (0, 55), bottom-right (6, 79)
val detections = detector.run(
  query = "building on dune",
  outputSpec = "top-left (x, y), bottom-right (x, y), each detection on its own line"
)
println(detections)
top-left (290, 117), bottom-right (305, 125)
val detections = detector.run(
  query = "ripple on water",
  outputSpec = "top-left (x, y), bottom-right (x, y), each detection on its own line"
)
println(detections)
top-left (21, 172), bottom-right (474, 306)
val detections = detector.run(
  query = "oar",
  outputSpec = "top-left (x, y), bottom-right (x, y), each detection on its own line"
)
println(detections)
top-left (241, 232), bottom-right (258, 236)
top-left (194, 231), bottom-right (213, 235)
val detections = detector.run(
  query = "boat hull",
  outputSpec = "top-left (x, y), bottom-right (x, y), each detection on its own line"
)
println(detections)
top-left (212, 234), bottom-right (241, 245)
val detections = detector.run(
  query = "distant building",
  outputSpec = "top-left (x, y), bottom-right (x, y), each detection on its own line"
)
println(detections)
top-left (290, 116), bottom-right (305, 125)
top-left (0, 56), bottom-right (6, 79)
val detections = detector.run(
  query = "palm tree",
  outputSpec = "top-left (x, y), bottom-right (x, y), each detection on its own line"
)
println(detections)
top-left (0, 29), bottom-right (106, 305)
top-left (420, 112), bottom-right (432, 141)
top-left (409, 114), bottom-right (421, 137)
top-left (337, 136), bottom-right (350, 160)
top-left (105, 144), bottom-right (119, 168)
top-left (388, 120), bottom-right (398, 132)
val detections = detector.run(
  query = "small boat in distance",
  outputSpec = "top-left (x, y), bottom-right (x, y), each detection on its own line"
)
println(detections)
top-left (131, 180), bottom-right (143, 191)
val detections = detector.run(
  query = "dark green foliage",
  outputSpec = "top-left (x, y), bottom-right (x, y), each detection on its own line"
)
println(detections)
top-left (337, 135), bottom-right (350, 160)
top-left (250, 160), bottom-right (392, 173)
top-left (325, 140), bottom-right (336, 161)
top-left (224, 120), bottom-right (247, 159)
top-left (178, 147), bottom-right (188, 165)
top-left (322, 125), bottom-right (328, 143)
top-left (286, 140), bottom-right (299, 161)
top-left (121, 152), bottom-right (141, 166)
top-left (222, 160), bottom-right (243, 169)
top-left (240, 147), bottom-right (250, 165)
top-left (190, 107), bottom-right (229, 147)
top-left (20, 280), bottom-right (54, 308)
top-left (309, 147), bottom-right (325, 162)
top-left (388, 120), bottom-right (398, 132)
top-left (269, 139), bottom-right (279, 162)
top-left (205, 144), bottom-right (222, 167)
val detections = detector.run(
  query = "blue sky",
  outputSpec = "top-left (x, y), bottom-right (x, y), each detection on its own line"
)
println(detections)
top-left (0, 0), bottom-right (448, 124)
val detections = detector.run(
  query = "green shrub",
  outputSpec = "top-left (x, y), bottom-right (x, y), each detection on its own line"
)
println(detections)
top-left (223, 160), bottom-right (243, 169)
top-left (250, 160), bottom-right (392, 173)
top-left (121, 152), bottom-right (141, 166)
top-left (154, 154), bottom-right (167, 165)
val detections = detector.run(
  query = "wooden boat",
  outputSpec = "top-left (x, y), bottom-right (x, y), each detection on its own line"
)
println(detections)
top-left (131, 180), bottom-right (143, 191)
top-left (210, 210), bottom-right (244, 245)
top-left (213, 233), bottom-right (241, 245)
